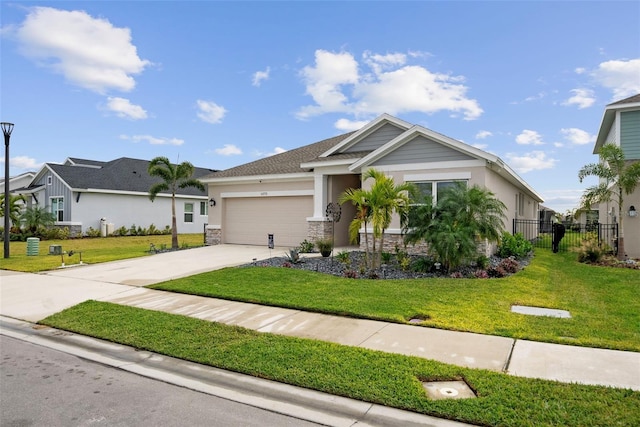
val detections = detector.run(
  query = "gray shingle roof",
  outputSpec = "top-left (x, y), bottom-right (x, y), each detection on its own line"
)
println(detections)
top-left (46, 157), bottom-right (216, 196)
top-left (204, 132), bottom-right (357, 178)
top-left (608, 93), bottom-right (640, 106)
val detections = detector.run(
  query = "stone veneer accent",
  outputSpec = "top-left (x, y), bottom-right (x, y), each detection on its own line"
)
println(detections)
top-left (52, 224), bottom-right (82, 238)
top-left (359, 232), bottom-right (494, 256)
top-left (307, 219), bottom-right (333, 242)
top-left (205, 227), bottom-right (222, 246)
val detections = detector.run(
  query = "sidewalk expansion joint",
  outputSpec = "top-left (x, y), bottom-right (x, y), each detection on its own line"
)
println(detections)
top-left (502, 339), bottom-right (517, 373)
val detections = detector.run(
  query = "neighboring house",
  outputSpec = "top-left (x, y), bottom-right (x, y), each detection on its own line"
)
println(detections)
top-left (592, 93), bottom-right (640, 259)
top-left (202, 114), bottom-right (544, 251)
top-left (16, 157), bottom-right (215, 237)
top-left (0, 171), bottom-right (36, 227)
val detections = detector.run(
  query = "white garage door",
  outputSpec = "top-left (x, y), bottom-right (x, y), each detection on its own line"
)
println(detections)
top-left (223, 196), bottom-right (313, 246)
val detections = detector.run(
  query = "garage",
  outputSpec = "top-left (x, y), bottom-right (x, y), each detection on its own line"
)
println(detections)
top-left (223, 196), bottom-right (313, 246)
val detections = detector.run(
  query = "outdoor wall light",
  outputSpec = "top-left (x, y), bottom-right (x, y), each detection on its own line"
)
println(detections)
top-left (629, 206), bottom-right (637, 218)
top-left (209, 198), bottom-right (216, 207)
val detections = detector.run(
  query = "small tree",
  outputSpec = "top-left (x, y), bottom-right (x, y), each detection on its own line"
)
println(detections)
top-left (0, 194), bottom-right (26, 226)
top-left (148, 157), bottom-right (205, 249)
top-left (403, 182), bottom-right (506, 271)
top-left (338, 187), bottom-right (371, 267)
top-left (578, 143), bottom-right (640, 260)
top-left (20, 205), bottom-right (56, 235)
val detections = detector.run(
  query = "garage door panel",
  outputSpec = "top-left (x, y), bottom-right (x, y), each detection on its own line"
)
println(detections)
top-left (224, 197), bottom-right (312, 246)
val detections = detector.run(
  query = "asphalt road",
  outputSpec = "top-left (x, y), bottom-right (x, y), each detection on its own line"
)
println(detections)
top-left (0, 335), bottom-right (322, 427)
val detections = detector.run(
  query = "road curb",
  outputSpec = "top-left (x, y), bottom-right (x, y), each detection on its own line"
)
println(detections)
top-left (0, 315), bottom-right (470, 427)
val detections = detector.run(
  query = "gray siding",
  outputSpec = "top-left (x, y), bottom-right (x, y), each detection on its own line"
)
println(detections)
top-left (34, 172), bottom-right (72, 221)
top-left (344, 123), bottom-right (405, 153)
top-left (621, 110), bottom-right (640, 160)
top-left (372, 135), bottom-right (474, 166)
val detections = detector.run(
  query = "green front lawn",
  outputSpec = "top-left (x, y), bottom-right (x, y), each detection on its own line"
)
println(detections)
top-left (41, 301), bottom-right (640, 427)
top-left (0, 234), bottom-right (205, 273)
top-left (150, 249), bottom-right (640, 352)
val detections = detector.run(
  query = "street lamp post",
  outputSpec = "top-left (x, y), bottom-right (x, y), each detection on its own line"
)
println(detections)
top-left (2, 122), bottom-right (14, 258)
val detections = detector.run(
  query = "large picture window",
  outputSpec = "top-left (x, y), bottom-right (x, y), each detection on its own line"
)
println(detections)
top-left (184, 203), bottom-right (194, 223)
top-left (51, 197), bottom-right (64, 221)
top-left (407, 180), bottom-right (467, 227)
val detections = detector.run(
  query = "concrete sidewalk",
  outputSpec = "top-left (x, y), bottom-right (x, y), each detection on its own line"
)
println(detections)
top-left (1, 244), bottom-right (639, 391)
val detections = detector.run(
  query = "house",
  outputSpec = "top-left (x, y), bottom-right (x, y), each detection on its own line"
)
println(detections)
top-left (0, 171), bottom-right (36, 227)
top-left (202, 114), bottom-right (544, 252)
top-left (592, 93), bottom-right (640, 259)
top-left (16, 157), bottom-right (215, 237)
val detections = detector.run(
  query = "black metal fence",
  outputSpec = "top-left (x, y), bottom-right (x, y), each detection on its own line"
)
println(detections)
top-left (513, 219), bottom-right (618, 253)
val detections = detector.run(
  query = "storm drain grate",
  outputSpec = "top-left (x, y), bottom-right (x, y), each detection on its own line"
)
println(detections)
top-left (422, 380), bottom-right (476, 400)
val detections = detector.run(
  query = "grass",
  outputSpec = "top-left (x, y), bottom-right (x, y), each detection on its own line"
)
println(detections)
top-left (0, 234), bottom-right (204, 272)
top-left (40, 301), bottom-right (640, 427)
top-left (150, 249), bottom-right (640, 352)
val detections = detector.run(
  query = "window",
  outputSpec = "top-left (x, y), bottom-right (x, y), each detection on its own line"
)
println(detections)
top-left (407, 180), bottom-right (466, 226)
top-left (47, 175), bottom-right (52, 185)
top-left (184, 203), bottom-right (194, 223)
top-left (516, 193), bottom-right (525, 217)
top-left (51, 197), bottom-right (64, 221)
top-left (200, 201), bottom-right (207, 216)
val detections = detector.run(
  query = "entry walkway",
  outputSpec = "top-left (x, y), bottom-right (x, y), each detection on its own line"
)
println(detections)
top-left (1, 244), bottom-right (639, 390)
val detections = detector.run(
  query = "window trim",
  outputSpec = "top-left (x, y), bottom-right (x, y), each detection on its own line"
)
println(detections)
top-left (184, 202), bottom-right (194, 223)
top-left (50, 196), bottom-right (64, 221)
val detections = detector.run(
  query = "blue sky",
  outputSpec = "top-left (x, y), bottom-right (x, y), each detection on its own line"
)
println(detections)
top-left (1, 1), bottom-right (639, 213)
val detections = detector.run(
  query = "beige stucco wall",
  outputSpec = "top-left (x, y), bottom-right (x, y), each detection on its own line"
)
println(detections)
top-left (621, 188), bottom-right (640, 259)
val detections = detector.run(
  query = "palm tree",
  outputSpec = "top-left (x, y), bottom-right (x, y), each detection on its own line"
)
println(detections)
top-left (20, 205), bottom-right (56, 235)
top-left (403, 182), bottom-right (506, 271)
top-left (338, 187), bottom-right (371, 266)
top-left (578, 143), bottom-right (640, 260)
top-left (363, 169), bottom-right (414, 269)
top-left (0, 194), bottom-right (26, 227)
top-left (148, 157), bottom-right (205, 249)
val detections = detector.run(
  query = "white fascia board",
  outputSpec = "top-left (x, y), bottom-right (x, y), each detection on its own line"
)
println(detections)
top-left (75, 188), bottom-right (207, 200)
top-left (201, 172), bottom-right (313, 184)
top-left (594, 101), bottom-right (640, 154)
top-left (300, 157), bottom-right (358, 169)
top-left (222, 189), bottom-right (314, 198)
top-left (319, 114), bottom-right (412, 157)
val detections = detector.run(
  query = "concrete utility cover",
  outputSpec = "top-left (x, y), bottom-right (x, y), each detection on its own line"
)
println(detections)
top-left (511, 305), bottom-right (571, 318)
top-left (422, 380), bottom-right (476, 400)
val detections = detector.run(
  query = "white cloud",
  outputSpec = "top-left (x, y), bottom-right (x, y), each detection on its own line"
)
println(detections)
top-left (253, 147), bottom-right (287, 157)
top-left (575, 67), bottom-right (586, 74)
top-left (252, 66), bottom-right (270, 87)
top-left (120, 134), bottom-right (184, 146)
top-left (505, 151), bottom-right (557, 173)
top-left (296, 49), bottom-right (482, 121)
top-left (10, 6), bottom-right (150, 94)
top-left (541, 189), bottom-right (586, 212)
top-left (196, 100), bottom-right (227, 124)
top-left (106, 97), bottom-right (147, 120)
top-left (1, 156), bottom-right (43, 171)
top-left (475, 130), bottom-right (493, 139)
top-left (334, 118), bottom-right (369, 132)
top-left (515, 130), bottom-right (544, 145)
top-left (562, 88), bottom-right (595, 109)
top-left (560, 127), bottom-right (595, 145)
top-left (214, 144), bottom-right (242, 156)
top-left (591, 58), bottom-right (640, 100)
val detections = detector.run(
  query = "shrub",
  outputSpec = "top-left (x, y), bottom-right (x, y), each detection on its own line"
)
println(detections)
top-left (573, 232), bottom-right (608, 263)
top-left (450, 271), bottom-right (464, 279)
top-left (498, 232), bottom-right (533, 259)
top-left (284, 249), bottom-right (302, 264)
top-left (487, 266), bottom-right (507, 278)
top-left (343, 269), bottom-right (357, 279)
top-left (474, 269), bottom-right (489, 279)
top-left (113, 226), bottom-right (128, 237)
top-left (476, 255), bottom-right (489, 270)
top-left (297, 239), bottom-right (315, 253)
top-left (381, 252), bottom-right (393, 264)
top-left (84, 227), bottom-right (101, 238)
top-left (499, 257), bottom-right (520, 274)
top-left (336, 250), bottom-right (351, 266)
top-left (411, 256), bottom-right (433, 273)
top-left (315, 238), bottom-right (333, 256)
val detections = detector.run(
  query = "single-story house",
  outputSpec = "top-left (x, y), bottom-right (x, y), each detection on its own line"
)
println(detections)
top-left (202, 114), bottom-right (544, 251)
top-left (592, 93), bottom-right (640, 259)
top-left (16, 157), bottom-right (215, 237)
top-left (0, 171), bottom-right (36, 227)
